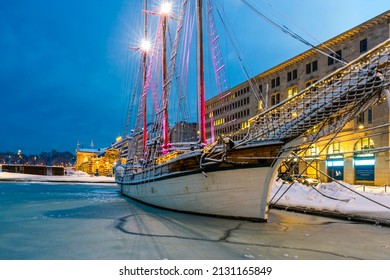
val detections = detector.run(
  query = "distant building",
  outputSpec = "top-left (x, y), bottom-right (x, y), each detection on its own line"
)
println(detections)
top-left (75, 147), bottom-right (119, 176)
top-left (205, 10), bottom-right (390, 185)
top-left (170, 122), bottom-right (198, 143)
top-left (111, 135), bottom-right (131, 160)
top-left (1, 164), bottom-right (64, 176)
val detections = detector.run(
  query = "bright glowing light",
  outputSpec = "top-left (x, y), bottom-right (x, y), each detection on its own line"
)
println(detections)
top-left (326, 160), bottom-right (344, 167)
top-left (354, 159), bottom-right (375, 166)
top-left (140, 39), bottom-right (151, 52)
top-left (160, 1), bottom-right (172, 15)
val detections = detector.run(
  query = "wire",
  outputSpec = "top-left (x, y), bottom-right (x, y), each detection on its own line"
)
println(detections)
top-left (239, 0), bottom-right (348, 65)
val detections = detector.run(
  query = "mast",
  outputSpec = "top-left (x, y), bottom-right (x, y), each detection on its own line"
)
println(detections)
top-left (196, 0), bottom-right (207, 145)
top-left (142, 0), bottom-right (148, 154)
top-left (162, 3), bottom-right (169, 151)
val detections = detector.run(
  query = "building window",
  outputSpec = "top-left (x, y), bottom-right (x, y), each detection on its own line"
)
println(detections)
top-left (357, 112), bottom-right (364, 124)
top-left (367, 108), bottom-right (372, 124)
top-left (259, 84), bottom-right (263, 93)
top-left (287, 86), bottom-right (298, 98)
top-left (360, 38), bottom-right (368, 53)
top-left (287, 69), bottom-right (297, 82)
top-left (356, 137), bottom-right (375, 151)
top-left (306, 60), bottom-right (318, 74)
top-left (271, 93), bottom-right (280, 106)
top-left (271, 77), bottom-right (280, 88)
top-left (328, 50), bottom-right (342, 65)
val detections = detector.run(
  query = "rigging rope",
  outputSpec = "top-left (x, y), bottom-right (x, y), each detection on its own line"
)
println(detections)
top-left (214, 0), bottom-right (263, 103)
top-left (239, 0), bottom-right (348, 65)
top-left (258, 0), bottom-right (348, 63)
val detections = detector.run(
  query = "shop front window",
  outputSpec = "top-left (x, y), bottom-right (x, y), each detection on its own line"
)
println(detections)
top-left (326, 142), bottom-right (344, 181)
top-left (354, 138), bottom-right (375, 181)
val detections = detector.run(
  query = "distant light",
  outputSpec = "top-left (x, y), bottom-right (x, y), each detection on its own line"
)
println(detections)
top-left (140, 39), bottom-right (151, 52)
top-left (160, 1), bottom-right (172, 15)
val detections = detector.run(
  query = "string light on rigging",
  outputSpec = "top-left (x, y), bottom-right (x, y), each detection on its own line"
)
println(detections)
top-left (140, 39), bottom-right (151, 53)
top-left (159, 1), bottom-right (173, 15)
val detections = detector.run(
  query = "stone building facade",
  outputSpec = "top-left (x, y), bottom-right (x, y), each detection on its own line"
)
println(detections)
top-left (75, 147), bottom-right (120, 176)
top-left (205, 10), bottom-right (390, 186)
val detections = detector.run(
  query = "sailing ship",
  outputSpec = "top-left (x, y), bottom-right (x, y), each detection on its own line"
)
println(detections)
top-left (116, 1), bottom-right (390, 221)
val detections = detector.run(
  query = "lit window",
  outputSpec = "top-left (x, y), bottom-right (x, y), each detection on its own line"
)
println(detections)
top-left (287, 87), bottom-right (298, 98)
top-left (355, 137), bottom-right (375, 151)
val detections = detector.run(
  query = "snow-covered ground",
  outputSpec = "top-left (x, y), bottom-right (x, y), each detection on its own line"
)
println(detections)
top-left (270, 179), bottom-right (390, 223)
top-left (0, 170), bottom-right (389, 223)
top-left (0, 171), bottom-right (115, 184)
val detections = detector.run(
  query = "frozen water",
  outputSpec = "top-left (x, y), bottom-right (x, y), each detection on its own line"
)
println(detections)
top-left (1, 182), bottom-right (390, 259)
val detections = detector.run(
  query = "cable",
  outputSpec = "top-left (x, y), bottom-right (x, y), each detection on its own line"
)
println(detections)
top-left (239, 0), bottom-right (348, 65)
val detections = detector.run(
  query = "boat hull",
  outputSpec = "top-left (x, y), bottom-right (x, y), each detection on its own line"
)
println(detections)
top-left (119, 165), bottom-right (273, 221)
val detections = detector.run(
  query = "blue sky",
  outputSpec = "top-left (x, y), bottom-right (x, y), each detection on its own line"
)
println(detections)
top-left (0, 0), bottom-right (388, 154)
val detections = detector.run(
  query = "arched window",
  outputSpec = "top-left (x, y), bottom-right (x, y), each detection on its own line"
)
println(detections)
top-left (305, 144), bottom-right (319, 159)
top-left (304, 144), bottom-right (320, 178)
top-left (354, 137), bottom-right (374, 151)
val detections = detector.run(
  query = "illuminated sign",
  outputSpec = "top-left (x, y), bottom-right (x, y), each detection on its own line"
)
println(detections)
top-left (326, 160), bottom-right (344, 167)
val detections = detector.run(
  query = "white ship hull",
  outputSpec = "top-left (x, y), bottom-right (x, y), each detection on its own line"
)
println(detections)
top-left (119, 165), bottom-right (275, 221)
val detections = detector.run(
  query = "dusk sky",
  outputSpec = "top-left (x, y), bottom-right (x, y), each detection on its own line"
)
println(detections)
top-left (0, 0), bottom-right (388, 155)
